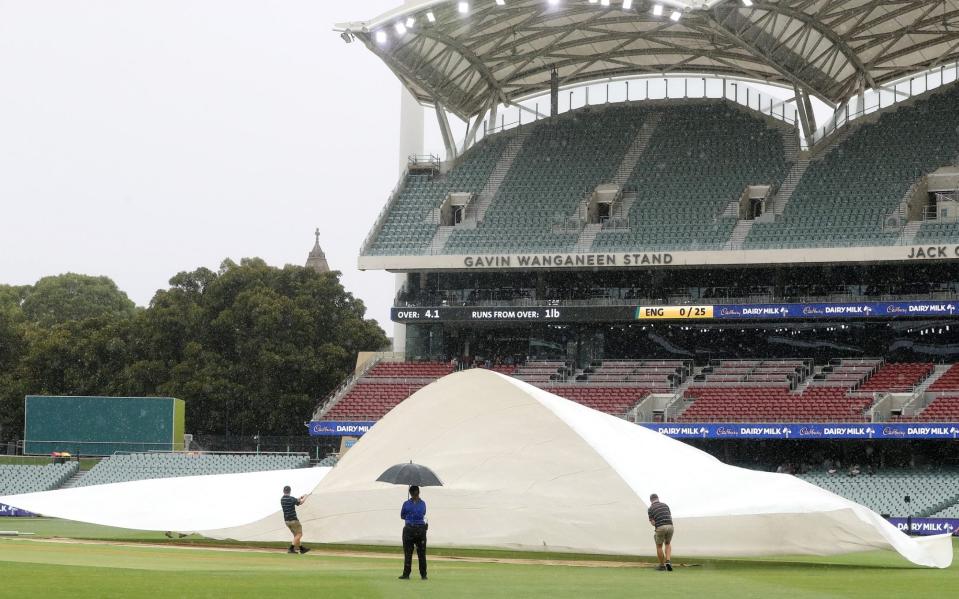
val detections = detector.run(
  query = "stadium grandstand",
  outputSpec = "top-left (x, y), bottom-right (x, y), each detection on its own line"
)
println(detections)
top-left (4, 0), bottom-right (959, 537)
top-left (306, 0), bottom-right (959, 525)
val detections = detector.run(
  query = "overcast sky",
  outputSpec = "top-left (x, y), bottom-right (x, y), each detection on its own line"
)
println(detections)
top-left (0, 0), bottom-right (403, 329)
top-left (0, 1), bottom-right (833, 336)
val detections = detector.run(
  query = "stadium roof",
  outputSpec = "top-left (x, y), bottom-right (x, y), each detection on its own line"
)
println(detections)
top-left (336, 0), bottom-right (959, 120)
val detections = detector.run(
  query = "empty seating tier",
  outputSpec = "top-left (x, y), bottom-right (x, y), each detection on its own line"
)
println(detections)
top-left (798, 469), bottom-right (959, 518)
top-left (323, 382), bottom-right (427, 421)
top-left (858, 362), bottom-right (933, 393)
top-left (698, 359), bottom-right (809, 388)
top-left (445, 107), bottom-right (640, 254)
top-left (366, 362), bottom-right (454, 378)
top-left (928, 364), bottom-right (959, 392)
top-left (593, 103), bottom-right (788, 252)
top-left (810, 359), bottom-right (881, 388)
top-left (746, 83), bottom-right (959, 249)
top-left (583, 359), bottom-right (686, 389)
top-left (76, 453), bottom-right (309, 487)
top-left (322, 360), bottom-right (956, 424)
top-left (366, 135), bottom-right (510, 256)
top-left (909, 396), bottom-right (959, 421)
top-left (548, 387), bottom-right (652, 417)
top-left (0, 462), bottom-right (78, 495)
top-left (678, 387), bottom-right (872, 423)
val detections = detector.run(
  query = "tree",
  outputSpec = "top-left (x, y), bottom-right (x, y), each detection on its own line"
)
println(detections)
top-left (147, 259), bottom-right (388, 436)
top-left (21, 273), bottom-right (137, 327)
top-left (0, 260), bottom-right (388, 442)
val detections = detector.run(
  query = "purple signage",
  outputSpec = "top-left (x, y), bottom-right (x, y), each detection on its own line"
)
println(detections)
top-left (0, 503), bottom-right (34, 517)
top-left (887, 517), bottom-right (959, 536)
top-left (308, 421), bottom-right (375, 437)
top-left (642, 423), bottom-right (959, 440)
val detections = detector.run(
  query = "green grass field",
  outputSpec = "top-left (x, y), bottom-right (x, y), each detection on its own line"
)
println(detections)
top-left (0, 518), bottom-right (956, 598)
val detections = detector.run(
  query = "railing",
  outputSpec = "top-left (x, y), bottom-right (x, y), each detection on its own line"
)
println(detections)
top-left (663, 392), bottom-right (690, 423)
top-left (475, 75), bottom-right (799, 144)
top-left (923, 189), bottom-right (959, 223)
top-left (552, 217), bottom-right (584, 233)
top-left (408, 154), bottom-right (441, 171)
top-left (18, 440), bottom-right (182, 455)
top-left (111, 449), bottom-right (308, 457)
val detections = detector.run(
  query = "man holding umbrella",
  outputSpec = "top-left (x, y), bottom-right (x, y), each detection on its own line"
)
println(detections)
top-left (376, 461), bottom-right (442, 581)
top-left (399, 485), bottom-right (428, 580)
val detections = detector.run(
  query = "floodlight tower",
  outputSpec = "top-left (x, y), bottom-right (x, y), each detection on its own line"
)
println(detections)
top-left (393, 87), bottom-right (425, 353)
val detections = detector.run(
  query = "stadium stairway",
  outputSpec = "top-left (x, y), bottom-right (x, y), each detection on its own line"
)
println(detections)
top-left (573, 223), bottom-right (602, 252)
top-left (764, 155), bottom-right (810, 219)
top-left (461, 127), bottom-right (533, 228)
top-left (610, 111), bottom-right (661, 186)
top-left (59, 469), bottom-right (88, 489)
top-left (724, 219), bottom-right (754, 250)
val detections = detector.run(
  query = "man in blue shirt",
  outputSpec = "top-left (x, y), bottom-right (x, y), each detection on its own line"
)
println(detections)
top-left (398, 485), bottom-right (428, 580)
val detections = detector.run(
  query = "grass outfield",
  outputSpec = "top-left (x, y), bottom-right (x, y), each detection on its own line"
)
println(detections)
top-left (0, 519), bottom-right (956, 598)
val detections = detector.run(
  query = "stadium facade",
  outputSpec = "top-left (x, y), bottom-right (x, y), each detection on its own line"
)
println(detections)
top-left (310, 0), bottom-right (959, 531)
top-left (337, 0), bottom-right (959, 366)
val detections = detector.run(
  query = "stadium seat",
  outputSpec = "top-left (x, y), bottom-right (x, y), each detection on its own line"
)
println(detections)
top-left (0, 462), bottom-right (79, 495)
top-left (75, 453), bottom-right (310, 487)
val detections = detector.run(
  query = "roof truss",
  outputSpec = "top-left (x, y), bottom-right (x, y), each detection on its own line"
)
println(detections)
top-left (339, 0), bottom-right (959, 120)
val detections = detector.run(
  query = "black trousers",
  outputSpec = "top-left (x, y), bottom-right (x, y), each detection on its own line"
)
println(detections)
top-left (402, 524), bottom-right (427, 577)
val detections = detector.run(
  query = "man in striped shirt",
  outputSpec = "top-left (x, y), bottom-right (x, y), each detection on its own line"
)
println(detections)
top-left (647, 493), bottom-right (674, 571)
top-left (281, 485), bottom-right (310, 554)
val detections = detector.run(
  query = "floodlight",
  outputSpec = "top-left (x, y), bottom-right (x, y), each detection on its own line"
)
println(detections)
top-left (548, 0), bottom-right (560, 5)
top-left (394, 22), bottom-right (407, 35)
top-left (742, 0), bottom-right (753, 5)
top-left (589, 0), bottom-right (598, 4)
top-left (458, 1), bottom-right (469, 14)
top-left (623, 0), bottom-right (633, 8)
top-left (652, 4), bottom-right (663, 16)
top-left (406, 17), bottom-right (415, 28)
top-left (375, 30), bottom-right (388, 44)
top-left (496, 0), bottom-right (506, 5)
top-left (670, 10), bottom-right (682, 21)
top-left (601, 0), bottom-right (610, 5)
top-left (426, 11), bottom-right (436, 22)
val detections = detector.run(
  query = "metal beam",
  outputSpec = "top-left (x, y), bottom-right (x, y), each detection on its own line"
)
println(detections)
top-left (793, 86), bottom-right (815, 147)
top-left (462, 92), bottom-right (497, 154)
top-left (434, 102), bottom-right (458, 161)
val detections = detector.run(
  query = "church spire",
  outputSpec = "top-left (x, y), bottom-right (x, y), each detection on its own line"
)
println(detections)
top-left (306, 228), bottom-right (330, 273)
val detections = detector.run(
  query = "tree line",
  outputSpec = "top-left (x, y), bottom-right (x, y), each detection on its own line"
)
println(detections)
top-left (0, 260), bottom-right (388, 443)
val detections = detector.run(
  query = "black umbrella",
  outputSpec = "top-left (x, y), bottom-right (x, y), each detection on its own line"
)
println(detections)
top-left (376, 462), bottom-right (443, 487)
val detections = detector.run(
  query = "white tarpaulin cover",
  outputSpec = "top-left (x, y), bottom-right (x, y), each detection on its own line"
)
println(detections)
top-left (205, 371), bottom-right (952, 568)
top-left (0, 467), bottom-right (328, 533)
top-left (2, 370), bottom-right (952, 567)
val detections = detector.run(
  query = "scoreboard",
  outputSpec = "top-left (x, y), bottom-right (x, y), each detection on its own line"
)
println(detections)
top-left (391, 299), bottom-right (959, 323)
top-left (635, 306), bottom-right (712, 319)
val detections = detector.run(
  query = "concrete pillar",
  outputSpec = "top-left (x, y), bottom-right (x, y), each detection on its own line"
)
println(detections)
top-left (393, 273), bottom-right (408, 354)
top-left (399, 87), bottom-right (424, 176)
top-left (550, 67), bottom-right (559, 117)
